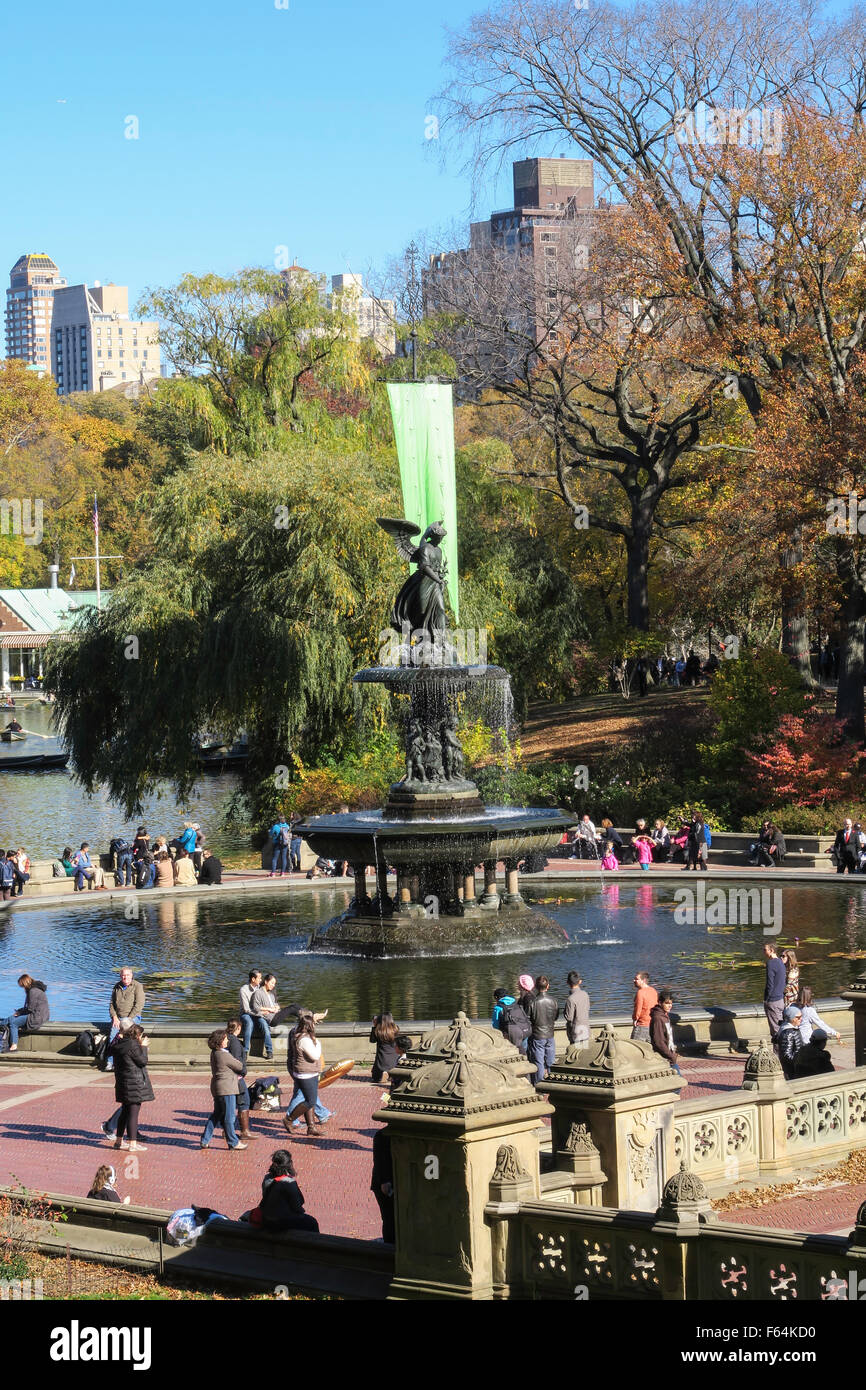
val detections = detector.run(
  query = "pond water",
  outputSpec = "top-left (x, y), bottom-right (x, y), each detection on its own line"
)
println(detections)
top-left (1, 880), bottom-right (865, 1024)
top-left (0, 704), bottom-right (246, 861)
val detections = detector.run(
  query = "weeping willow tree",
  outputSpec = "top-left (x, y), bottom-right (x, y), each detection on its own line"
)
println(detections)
top-left (137, 267), bottom-right (393, 458)
top-left (45, 445), bottom-right (402, 814)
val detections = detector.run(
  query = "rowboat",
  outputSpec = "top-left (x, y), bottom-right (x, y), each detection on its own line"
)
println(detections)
top-left (0, 751), bottom-right (69, 771)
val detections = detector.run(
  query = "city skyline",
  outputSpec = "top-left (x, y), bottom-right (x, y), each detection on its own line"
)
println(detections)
top-left (0, 0), bottom-right (524, 314)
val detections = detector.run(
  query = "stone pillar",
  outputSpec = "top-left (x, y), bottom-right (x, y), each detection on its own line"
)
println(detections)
top-left (396, 870), bottom-right (412, 914)
top-left (502, 858), bottom-right (524, 908)
top-left (541, 1025), bottom-right (684, 1212)
top-left (463, 868), bottom-right (476, 903)
top-left (653, 1163), bottom-right (715, 1301)
top-left (841, 972), bottom-right (866, 1065)
top-left (479, 860), bottom-right (500, 911)
top-left (741, 1039), bottom-right (792, 1177)
top-left (374, 1012), bottom-right (551, 1300)
top-left (351, 863), bottom-right (370, 911)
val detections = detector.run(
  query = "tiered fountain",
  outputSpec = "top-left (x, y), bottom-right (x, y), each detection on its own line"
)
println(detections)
top-left (297, 518), bottom-right (572, 957)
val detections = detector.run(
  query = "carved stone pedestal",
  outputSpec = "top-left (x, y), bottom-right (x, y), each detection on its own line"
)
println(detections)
top-left (540, 1025), bottom-right (684, 1212)
top-left (374, 1012), bottom-right (551, 1300)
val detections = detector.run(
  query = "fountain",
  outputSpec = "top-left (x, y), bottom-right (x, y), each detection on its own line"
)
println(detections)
top-left (296, 517), bottom-right (573, 956)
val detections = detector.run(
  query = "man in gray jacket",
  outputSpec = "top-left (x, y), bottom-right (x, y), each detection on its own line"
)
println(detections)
top-left (563, 970), bottom-right (590, 1046)
top-left (527, 975), bottom-right (559, 1086)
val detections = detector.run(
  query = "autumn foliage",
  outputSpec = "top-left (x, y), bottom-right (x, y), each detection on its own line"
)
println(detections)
top-left (747, 706), bottom-right (866, 806)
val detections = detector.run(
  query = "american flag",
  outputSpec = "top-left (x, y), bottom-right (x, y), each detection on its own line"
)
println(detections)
top-left (93, 494), bottom-right (99, 536)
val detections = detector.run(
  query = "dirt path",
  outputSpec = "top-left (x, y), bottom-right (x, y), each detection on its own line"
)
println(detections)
top-left (520, 687), bottom-right (709, 761)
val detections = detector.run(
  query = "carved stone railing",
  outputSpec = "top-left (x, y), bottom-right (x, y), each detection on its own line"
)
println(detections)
top-left (673, 1064), bottom-right (866, 1187)
top-left (501, 1199), bottom-right (866, 1301)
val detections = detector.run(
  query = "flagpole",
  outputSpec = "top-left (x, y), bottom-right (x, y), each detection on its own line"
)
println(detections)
top-left (94, 493), bottom-right (101, 612)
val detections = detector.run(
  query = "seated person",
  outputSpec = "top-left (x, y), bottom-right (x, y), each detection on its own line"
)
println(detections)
top-left (72, 843), bottom-right (107, 891)
top-left (306, 857), bottom-right (335, 879)
top-left (650, 820), bottom-right (670, 862)
top-left (777, 1005), bottom-right (804, 1080)
top-left (87, 1164), bottom-right (130, 1205)
top-left (173, 849), bottom-right (197, 887)
top-left (0, 973), bottom-right (49, 1051)
top-left (154, 850), bottom-right (174, 889)
top-left (257, 1149), bottom-right (319, 1232)
top-left (198, 849), bottom-right (223, 885)
top-left (792, 1029), bottom-right (835, 1078)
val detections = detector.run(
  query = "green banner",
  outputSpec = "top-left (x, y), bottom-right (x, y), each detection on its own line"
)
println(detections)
top-left (386, 382), bottom-right (459, 623)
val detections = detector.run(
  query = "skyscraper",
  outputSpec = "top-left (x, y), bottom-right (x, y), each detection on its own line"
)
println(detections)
top-left (4, 253), bottom-right (67, 367)
top-left (50, 282), bottom-right (161, 395)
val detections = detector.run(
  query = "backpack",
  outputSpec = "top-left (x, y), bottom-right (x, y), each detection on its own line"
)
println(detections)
top-left (705, 825), bottom-right (712, 848)
top-left (75, 1030), bottom-right (96, 1057)
top-left (499, 1001), bottom-right (531, 1045)
top-left (94, 1034), bottom-right (111, 1071)
top-left (0, 1024), bottom-right (9, 1055)
top-left (279, 825), bottom-right (291, 847)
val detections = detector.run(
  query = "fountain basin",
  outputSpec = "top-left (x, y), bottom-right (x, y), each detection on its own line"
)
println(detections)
top-left (296, 806), bottom-right (573, 866)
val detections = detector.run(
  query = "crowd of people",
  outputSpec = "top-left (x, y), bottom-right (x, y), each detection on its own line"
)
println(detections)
top-left (0, 937), bottom-right (848, 1246)
top-left (569, 812), bottom-right (713, 871)
top-left (3, 824), bottom-right (225, 901)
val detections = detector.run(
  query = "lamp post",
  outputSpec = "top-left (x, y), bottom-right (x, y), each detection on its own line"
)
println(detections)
top-left (399, 241), bottom-right (424, 383)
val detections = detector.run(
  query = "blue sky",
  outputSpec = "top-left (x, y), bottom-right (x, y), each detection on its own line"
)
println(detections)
top-left (0, 0), bottom-right (518, 307)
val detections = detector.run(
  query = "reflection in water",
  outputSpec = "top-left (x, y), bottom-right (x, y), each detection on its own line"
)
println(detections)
top-left (1, 882), bottom-right (865, 1023)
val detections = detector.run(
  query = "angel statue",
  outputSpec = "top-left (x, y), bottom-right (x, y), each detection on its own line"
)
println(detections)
top-left (378, 517), bottom-right (448, 642)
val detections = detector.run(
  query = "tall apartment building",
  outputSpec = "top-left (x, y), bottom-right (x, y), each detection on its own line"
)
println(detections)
top-left (50, 282), bottom-right (161, 395)
top-left (4, 254), bottom-right (67, 368)
top-left (424, 155), bottom-right (596, 349)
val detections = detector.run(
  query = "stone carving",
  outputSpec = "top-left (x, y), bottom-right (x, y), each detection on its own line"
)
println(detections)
top-left (658, 1161), bottom-right (715, 1225)
top-left (535, 1230), bottom-right (569, 1277)
top-left (661, 1161), bottom-right (710, 1208)
top-left (440, 711), bottom-right (465, 781)
top-left (847, 1088), bottom-right (866, 1129)
top-left (725, 1113), bottom-right (752, 1154)
top-left (492, 1144), bottom-right (530, 1184)
top-left (627, 1109), bottom-right (658, 1190)
top-left (693, 1120), bottom-right (719, 1162)
top-left (743, 1039), bottom-right (784, 1090)
top-left (720, 1257), bottom-right (749, 1296)
top-left (816, 1094), bottom-right (842, 1137)
top-left (820, 1270), bottom-right (850, 1300)
top-left (786, 1099), bottom-right (812, 1144)
top-left (564, 1121), bottom-right (598, 1157)
top-left (580, 1237), bottom-right (612, 1284)
top-left (626, 1242), bottom-right (660, 1290)
top-left (386, 1012), bottom-right (543, 1119)
top-left (769, 1263), bottom-right (798, 1299)
top-left (556, 1024), bottom-right (681, 1093)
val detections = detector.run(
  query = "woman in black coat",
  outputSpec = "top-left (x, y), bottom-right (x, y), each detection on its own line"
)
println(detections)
top-left (112, 1024), bottom-right (153, 1152)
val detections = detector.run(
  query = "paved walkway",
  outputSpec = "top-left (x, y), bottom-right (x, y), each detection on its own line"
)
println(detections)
top-left (1, 1051), bottom-right (862, 1242)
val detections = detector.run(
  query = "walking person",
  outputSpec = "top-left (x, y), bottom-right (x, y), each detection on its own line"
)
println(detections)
top-left (527, 975), bottom-right (558, 1086)
top-left (563, 970), bottom-right (590, 1046)
top-left (370, 1012), bottom-right (401, 1084)
top-left (283, 1008), bottom-right (334, 1129)
top-left (631, 970), bottom-right (657, 1042)
top-left (226, 1018), bottom-right (257, 1144)
top-left (763, 942), bottom-right (786, 1044)
top-left (287, 1014), bottom-right (324, 1137)
top-left (200, 1029), bottom-right (247, 1150)
top-left (0, 973), bottom-right (49, 1051)
top-left (101, 1018), bottom-right (151, 1143)
top-left (110, 1023), bottom-right (153, 1153)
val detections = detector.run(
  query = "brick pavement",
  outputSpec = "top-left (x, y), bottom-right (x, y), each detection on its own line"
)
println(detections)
top-left (0, 1064), bottom-right (384, 1239)
top-left (1, 1053), bottom-right (863, 1241)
